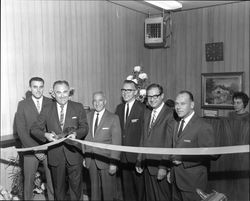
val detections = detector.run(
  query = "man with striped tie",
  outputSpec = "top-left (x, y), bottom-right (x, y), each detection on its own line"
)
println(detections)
top-left (15, 77), bottom-right (54, 200)
top-left (31, 80), bottom-right (88, 201)
top-left (136, 83), bottom-right (174, 201)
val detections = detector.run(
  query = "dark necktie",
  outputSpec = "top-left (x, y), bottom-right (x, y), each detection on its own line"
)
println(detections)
top-left (59, 105), bottom-right (64, 129)
top-left (94, 113), bottom-right (99, 135)
top-left (125, 103), bottom-right (129, 124)
top-left (177, 119), bottom-right (185, 137)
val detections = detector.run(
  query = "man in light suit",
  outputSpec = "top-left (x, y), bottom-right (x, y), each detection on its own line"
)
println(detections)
top-left (83, 91), bottom-right (121, 201)
top-left (171, 90), bottom-right (215, 201)
top-left (15, 77), bottom-right (54, 200)
top-left (136, 83), bottom-right (174, 201)
top-left (115, 80), bottom-right (145, 201)
top-left (31, 80), bottom-right (88, 201)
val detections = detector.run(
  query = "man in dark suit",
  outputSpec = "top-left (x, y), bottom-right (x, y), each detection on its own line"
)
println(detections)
top-left (171, 90), bottom-right (215, 201)
top-left (115, 80), bottom-right (145, 201)
top-left (15, 77), bottom-right (54, 200)
top-left (31, 80), bottom-right (88, 201)
top-left (82, 91), bottom-right (121, 201)
top-left (136, 83), bottom-right (173, 201)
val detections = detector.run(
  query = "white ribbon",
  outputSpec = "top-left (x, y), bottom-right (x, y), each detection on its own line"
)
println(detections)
top-left (15, 138), bottom-right (249, 155)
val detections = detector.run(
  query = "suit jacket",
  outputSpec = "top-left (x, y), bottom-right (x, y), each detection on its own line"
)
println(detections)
top-left (83, 109), bottom-right (121, 169)
top-left (171, 113), bottom-right (215, 191)
top-left (15, 96), bottom-right (52, 148)
top-left (138, 104), bottom-right (174, 175)
top-left (115, 101), bottom-right (145, 163)
top-left (31, 100), bottom-right (89, 166)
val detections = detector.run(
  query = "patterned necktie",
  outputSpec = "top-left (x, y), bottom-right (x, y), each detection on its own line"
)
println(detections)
top-left (94, 113), bottom-right (99, 136)
top-left (59, 105), bottom-right (64, 129)
top-left (36, 100), bottom-right (40, 113)
top-left (177, 119), bottom-right (185, 137)
top-left (149, 109), bottom-right (156, 129)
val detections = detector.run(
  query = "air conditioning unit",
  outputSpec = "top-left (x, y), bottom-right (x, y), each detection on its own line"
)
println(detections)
top-left (145, 17), bottom-right (166, 48)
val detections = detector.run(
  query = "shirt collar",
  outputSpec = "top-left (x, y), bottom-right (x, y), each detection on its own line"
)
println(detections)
top-left (182, 111), bottom-right (195, 124)
top-left (32, 96), bottom-right (43, 105)
top-left (95, 108), bottom-right (105, 116)
top-left (126, 99), bottom-right (136, 108)
top-left (153, 102), bottom-right (165, 115)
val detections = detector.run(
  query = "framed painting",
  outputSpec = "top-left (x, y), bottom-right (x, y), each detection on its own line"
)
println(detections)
top-left (201, 72), bottom-right (244, 109)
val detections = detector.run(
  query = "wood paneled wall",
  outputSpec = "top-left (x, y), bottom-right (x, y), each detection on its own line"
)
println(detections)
top-left (145, 2), bottom-right (249, 116)
top-left (1, 0), bottom-right (147, 136)
top-left (1, 1), bottom-right (249, 135)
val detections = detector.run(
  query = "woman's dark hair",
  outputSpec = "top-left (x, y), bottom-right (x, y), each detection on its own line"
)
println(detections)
top-left (232, 92), bottom-right (249, 108)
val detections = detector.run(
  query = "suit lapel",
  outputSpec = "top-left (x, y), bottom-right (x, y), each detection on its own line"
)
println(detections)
top-left (151, 104), bottom-right (166, 128)
top-left (63, 101), bottom-right (74, 130)
top-left (27, 97), bottom-right (39, 114)
top-left (94, 110), bottom-right (108, 136)
top-left (50, 102), bottom-right (62, 131)
top-left (178, 113), bottom-right (197, 138)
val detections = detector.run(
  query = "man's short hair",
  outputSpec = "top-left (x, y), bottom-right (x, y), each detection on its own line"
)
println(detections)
top-left (232, 92), bottom-right (249, 108)
top-left (92, 91), bottom-right (106, 99)
top-left (53, 80), bottom-right (69, 89)
top-left (123, 80), bottom-right (138, 89)
top-left (29, 77), bottom-right (44, 86)
top-left (146, 83), bottom-right (163, 95)
top-left (178, 90), bottom-right (194, 101)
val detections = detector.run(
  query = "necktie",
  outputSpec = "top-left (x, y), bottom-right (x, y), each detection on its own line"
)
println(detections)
top-left (59, 105), bottom-right (64, 129)
top-left (36, 100), bottom-right (40, 113)
top-left (125, 103), bottom-right (129, 124)
top-left (94, 113), bottom-right (99, 136)
top-left (149, 110), bottom-right (156, 129)
top-left (177, 119), bottom-right (185, 137)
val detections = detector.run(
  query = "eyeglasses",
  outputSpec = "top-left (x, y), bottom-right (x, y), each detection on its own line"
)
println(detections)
top-left (147, 93), bottom-right (162, 100)
top-left (121, 89), bottom-right (136, 93)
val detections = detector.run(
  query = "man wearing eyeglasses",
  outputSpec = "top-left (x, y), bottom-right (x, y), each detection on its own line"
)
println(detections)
top-left (136, 83), bottom-right (174, 201)
top-left (115, 80), bottom-right (146, 201)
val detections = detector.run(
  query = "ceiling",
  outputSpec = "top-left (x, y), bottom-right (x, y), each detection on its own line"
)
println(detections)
top-left (109, 1), bottom-right (240, 15)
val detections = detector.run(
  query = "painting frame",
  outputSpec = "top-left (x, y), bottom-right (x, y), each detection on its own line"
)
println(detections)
top-left (201, 72), bottom-right (244, 109)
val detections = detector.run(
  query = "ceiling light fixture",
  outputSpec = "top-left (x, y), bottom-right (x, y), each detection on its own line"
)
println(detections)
top-left (145, 1), bottom-right (182, 10)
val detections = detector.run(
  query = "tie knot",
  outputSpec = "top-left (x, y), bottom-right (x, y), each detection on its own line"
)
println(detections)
top-left (60, 105), bottom-right (64, 109)
top-left (96, 113), bottom-right (99, 116)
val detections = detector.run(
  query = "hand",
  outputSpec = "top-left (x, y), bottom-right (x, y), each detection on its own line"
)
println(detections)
top-left (66, 132), bottom-right (77, 139)
top-left (82, 159), bottom-right (86, 168)
top-left (44, 131), bottom-right (57, 141)
top-left (35, 153), bottom-right (46, 161)
top-left (167, 171), bottom-right (171, 183)
top-left (173, 160), bottom-right (182, 165)
top-left (157, 168), bottom-right (167, 180)
top-left (135, 166), bottom-right (143, 174)
top-left (109, 164), bottom-right (117, 175)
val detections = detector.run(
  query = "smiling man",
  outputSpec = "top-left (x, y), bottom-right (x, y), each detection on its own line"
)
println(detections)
top-left (136, 83), bottom-right (174, 201)
top-left (15, 77), bottom-right (54, 200)
top-left (83, 91), bottom-right (121, 201)
top-left (31, 80), bottom-right (88, 201)
top-left (171, 90), bottom-right (215, 201)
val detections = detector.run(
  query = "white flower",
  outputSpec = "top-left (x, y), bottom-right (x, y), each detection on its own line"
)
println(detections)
top-left (126, 75), bottom-right (133, 80)
top-left (131, 79), bottom-right (138, 84)
top-left (138, 73), bottom-right (148, 80)
top-left (139, 89), bottom-right (146, 96)
top-left (133, 66), bottom-right (141, 72)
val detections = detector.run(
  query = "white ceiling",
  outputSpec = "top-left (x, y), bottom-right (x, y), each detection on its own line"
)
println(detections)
top-left (110, 1), bottom-right (240, 15)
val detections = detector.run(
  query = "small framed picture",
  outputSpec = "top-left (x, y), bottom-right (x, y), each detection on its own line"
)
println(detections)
top-left (201, 72), bottom-right (244, 109)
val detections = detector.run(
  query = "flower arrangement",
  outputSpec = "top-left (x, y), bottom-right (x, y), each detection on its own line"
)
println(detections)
top-left (126, 66), bottom-right (149, 103)
top-left (3, 156), bottom-right (47, 200)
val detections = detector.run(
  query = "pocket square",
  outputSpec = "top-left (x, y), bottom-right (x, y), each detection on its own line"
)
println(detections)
top-left (72, 116), bottom-right (77, 119)
top-left (102, 127), bottom-right (110, 130)
top-left (183, 139), bottom-right (191, 143)
top-left (131, 119), bottom-right (139, 123)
